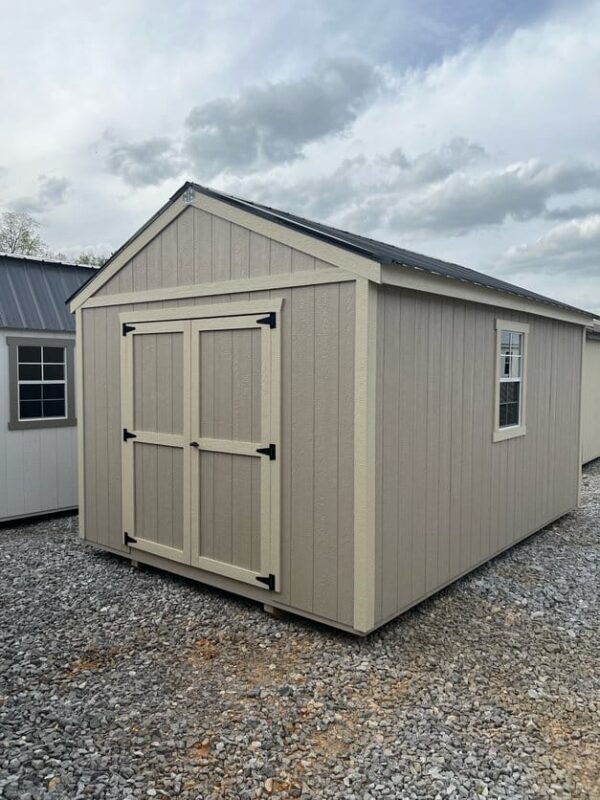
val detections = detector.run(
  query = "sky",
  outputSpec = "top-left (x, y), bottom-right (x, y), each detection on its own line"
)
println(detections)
top-left (0, 0), bottom-right (599, 313)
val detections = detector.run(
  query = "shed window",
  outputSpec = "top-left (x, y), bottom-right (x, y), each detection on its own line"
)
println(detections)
top-left (494, 320), bottom-right (529, 442)
top-left (6, 337), bottom-right (76, 430)
top-left (18, 345), bottom-right (67, 420)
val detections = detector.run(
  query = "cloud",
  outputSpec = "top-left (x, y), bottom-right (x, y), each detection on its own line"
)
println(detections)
top-left (183, 56), bottom-right (382, 178)
top-left (384, 159), bottom-right (600, 235)
top-left (502, 214), bottom-right (600, 274)
top-left (11, 175), bottom-right (70, 214)
top-left (105, 136), bottom-right (183, 187)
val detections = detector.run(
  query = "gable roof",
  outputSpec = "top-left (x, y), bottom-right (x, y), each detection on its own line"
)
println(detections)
top-left (68, 181), bottom-right (594, 321)
top-left (0, 253), bottom-right (95, 332)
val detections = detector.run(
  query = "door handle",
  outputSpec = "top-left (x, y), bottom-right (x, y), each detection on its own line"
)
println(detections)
top-left (190, 441), bottom-right (199, 448)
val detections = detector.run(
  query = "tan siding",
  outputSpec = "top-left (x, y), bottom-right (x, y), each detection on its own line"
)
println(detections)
top-left (80, 279), bottom-right (355, 626)
top-left (96, 208), bottom-right (337, 298)
top-left (375, 286), bottom-right (582, 626)
top-left (582, 337), bottom-right (600, 464)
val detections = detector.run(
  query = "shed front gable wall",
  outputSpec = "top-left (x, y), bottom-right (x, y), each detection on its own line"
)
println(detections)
top-left (78, 220), bottom-right (357, 627)
top-left (374, 286), bottom-right (583, 627)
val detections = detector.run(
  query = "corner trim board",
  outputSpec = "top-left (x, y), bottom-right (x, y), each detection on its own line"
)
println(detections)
top-left (353, 278), bottom-right (378, 632)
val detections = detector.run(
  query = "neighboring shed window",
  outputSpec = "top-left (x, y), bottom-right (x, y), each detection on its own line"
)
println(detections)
top-left (494, 320), bottom-right (529, 442)
top-left (6, 337), bottom-right (76, 430)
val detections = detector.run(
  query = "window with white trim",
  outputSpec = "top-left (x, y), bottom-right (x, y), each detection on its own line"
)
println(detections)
top-left (6, 337), bottom-right (76, 431)
top-left (494, 320), bottom-right (529, 442)
top-left (499, 331), bottom-right (522, 427)
top-left (17, 344), bottom-right (67, 420)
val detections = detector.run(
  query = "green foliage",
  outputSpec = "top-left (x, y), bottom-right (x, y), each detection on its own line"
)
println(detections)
top-left (0, 211), bottom-right (47, 255)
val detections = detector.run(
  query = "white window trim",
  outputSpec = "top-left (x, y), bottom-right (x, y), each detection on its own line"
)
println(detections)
top-left (493, 319), bottom-right (529, 443)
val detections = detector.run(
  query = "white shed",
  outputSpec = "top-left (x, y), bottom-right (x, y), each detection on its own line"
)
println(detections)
top-left (582, 323), bottom-right (600, 464)
top-left (0, 254), bottom-right (94, 522)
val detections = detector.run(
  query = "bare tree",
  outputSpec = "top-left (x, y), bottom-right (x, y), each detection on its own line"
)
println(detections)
top-left (75, 251), bottom-right (108, 267)
top-left (0, 211), bottom-right (47, 255)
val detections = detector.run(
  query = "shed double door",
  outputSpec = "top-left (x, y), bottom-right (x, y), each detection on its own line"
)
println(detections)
top-left (121, 311), bottom-right (280, 592)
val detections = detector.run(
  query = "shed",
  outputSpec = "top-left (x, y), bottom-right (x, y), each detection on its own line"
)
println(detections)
top-left (0, 253), bottom-right (95, 522)
top-left (582, 322), bottom-right (600, 464)
top-left (69, 183), bottom-right (593, 634)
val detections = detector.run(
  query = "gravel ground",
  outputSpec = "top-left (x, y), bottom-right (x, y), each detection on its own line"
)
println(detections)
top-left (1, 463), bottom-right (599, 800)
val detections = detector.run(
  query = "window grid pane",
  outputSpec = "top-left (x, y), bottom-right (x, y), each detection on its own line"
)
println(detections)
top-left (17, 344), bottom-right (67, 421)
top-left (498, 329), bottom-right (524, 430)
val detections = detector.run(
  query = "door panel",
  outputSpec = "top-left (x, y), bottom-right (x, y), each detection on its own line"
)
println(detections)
top-left (199, 451), bottom-right (262, 572)
top-left (121, 308), bottom-right (280, 590)
top-left (122, 320), bottom-right (191, 563)
top-left (190, 314), bottom-right (279, 589)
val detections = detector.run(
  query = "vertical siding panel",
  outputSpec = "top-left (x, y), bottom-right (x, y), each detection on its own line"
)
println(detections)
top-left (313, 283), bottom-right (339, 619)
top-left (212, 218), bottom-right (232, 282)
top-left (411, 295), bottom-right (429, 600)
top-left (425, 297), bottom-right (441, 593)
top-left (193, 208), bottom-right (213, 284)
top-left (460, 306), bottom-right (475, 574)
top-left (106, 306), bottom-right (124, 550)
top-left (270, 241), bottom-right (292, 275)
top-left (397, 294), bottom-right (416, 610)
top-left (94, 308), bottom-right (109, 544)
top-left (449, 303), bottom-right (465, 578)
top-left (177, 207), bottom-right (195, 287)
top-left (160, 220), bottom-right (178, 288)
top-left (249, 232), bottom-right (271, 277)
top-left (291, 250), bottom-right (315, 273)
top-left (83, 312), bottom-right (97, 541)
top-left (437, 302), bottom-right (453, 585)
top-left (290, 286), bottom-right (315, 612)
top-left (231, 225), bottom-right (250, 281)
top-left (381, 291), bottom-right (399, 620)
top-left (337, 281), bottom-right (355, 625)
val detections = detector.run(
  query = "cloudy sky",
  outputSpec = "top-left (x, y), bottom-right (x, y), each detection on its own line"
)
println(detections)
top-left (1, 0), bottom-right (599, 312)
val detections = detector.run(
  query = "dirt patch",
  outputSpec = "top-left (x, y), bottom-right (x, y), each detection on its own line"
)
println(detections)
top-left (67, 648), bottom-right (118, 675)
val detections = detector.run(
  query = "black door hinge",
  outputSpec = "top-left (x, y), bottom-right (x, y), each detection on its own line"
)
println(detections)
top-left (256, 573), bottom-right (276, 591)
top-left (257, 312), bottom-right (276, 329)
top-left (123, 428), bottom-right (137, 441)
top-left (122, 323), bottom-right (136, 336)
top-left (256, 443), bottom-right (276, 460)
top-left (124, 531), bottom-right (137, 545)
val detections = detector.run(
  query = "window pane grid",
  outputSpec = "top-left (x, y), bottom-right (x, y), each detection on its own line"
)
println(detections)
top-left (17, 345), bottom-right (67, 421)
top-left (498, 329), bottom-right (524, 430)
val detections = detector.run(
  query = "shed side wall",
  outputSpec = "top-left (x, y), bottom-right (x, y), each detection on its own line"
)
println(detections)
top-left (0, 330), bottom-right (78, 521)
top-left (582, 337), bottom-right (600, 464)
top-left (80, 281), bottom-right (355, 626)
top-left (374, 286), bottom-right (582, 626)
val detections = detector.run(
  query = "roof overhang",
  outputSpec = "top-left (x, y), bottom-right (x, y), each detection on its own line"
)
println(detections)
top-left (69, 183), bottom-right (380, 312)
top-left (381, 264), bottom-right (595, 327)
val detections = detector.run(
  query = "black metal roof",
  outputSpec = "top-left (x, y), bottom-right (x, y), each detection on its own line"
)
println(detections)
top-left (68, 181), bottom-right (594, 319)
top-left (0, 253), bottom-right (95, 332)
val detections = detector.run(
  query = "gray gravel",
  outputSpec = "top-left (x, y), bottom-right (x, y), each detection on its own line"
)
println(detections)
top-left (1, 463), bottom-right (599, 800)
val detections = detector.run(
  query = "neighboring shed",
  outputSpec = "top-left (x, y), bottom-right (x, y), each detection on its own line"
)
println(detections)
top-left (0, 253), bottom-right (95, 522)
top-left (69, 183), bottom-right (594, 634)
top-left (582, 322), bottom-right (600, 464)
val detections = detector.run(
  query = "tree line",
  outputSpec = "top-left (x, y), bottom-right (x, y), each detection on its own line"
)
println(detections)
top-left (0, 210), bottom-right (108, 266)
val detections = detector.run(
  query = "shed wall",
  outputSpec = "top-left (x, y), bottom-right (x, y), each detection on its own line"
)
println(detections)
top-left (95, 206), bottom-right (333, 298)
top-left (0, 330), bottom-right (78, 521)
top-left (80, 276), bottom-right (355, 626)
top-left (582, 336), bottom-right (600, 464)
top-left (374, 286), bottom-right (582, 626)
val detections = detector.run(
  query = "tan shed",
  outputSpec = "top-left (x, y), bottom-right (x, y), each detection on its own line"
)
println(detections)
top-left (69, 183), bottom-right (594, 634)
top-left (582, 324), bottom-right (600, 465)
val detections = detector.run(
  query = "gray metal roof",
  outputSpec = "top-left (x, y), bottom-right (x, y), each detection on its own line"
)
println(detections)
top-left (0, 253), bottom-right (95, 332)
top-left (68, 181), bottom-right (595, 320)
